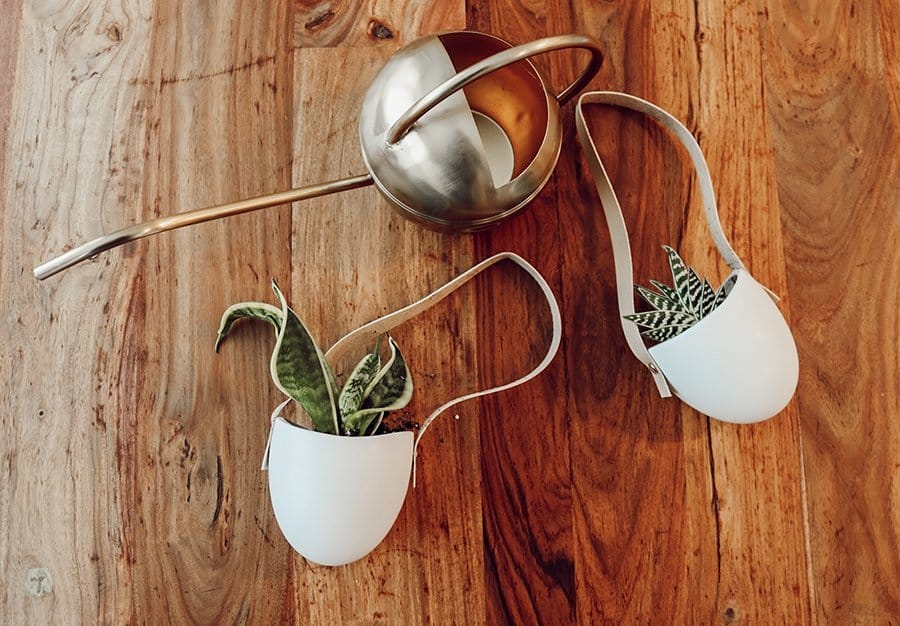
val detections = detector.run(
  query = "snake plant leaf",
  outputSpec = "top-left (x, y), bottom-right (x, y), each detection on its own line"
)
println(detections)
top-left (342, 337), bottom-right (413, 436)
top-left (663, 245), bottom-right (697, 316)
top-left (338, 336), bottom-right (382, 417)
top-left (215, 302), bottom-right (283, 353)
top-left (624, 309), bottom-right (697, 330)
top-left (636, 285), bottom-right (679, 312)
top-left (270, 280), bottom-right (340, 434)
top-left (363, 412), bottom-right (386, 436)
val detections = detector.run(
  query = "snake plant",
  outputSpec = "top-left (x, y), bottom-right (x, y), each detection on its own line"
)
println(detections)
top-left (215, 280), bottom-right (413, 436)
top-left (624, 245), bottom-right (737, 343)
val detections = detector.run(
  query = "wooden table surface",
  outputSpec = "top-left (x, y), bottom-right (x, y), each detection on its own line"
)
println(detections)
top-left (1, 0), bottom-right (897, 623)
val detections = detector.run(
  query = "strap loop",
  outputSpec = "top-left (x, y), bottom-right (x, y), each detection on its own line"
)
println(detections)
top-left (324, 253), bottom-right (561, 486)
top-left (574, 91), bottom-right (745, 397)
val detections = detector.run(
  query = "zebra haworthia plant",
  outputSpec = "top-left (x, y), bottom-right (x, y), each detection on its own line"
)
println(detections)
top-left (624, 245), bottom-right (738, 343)
top-left (215, 280), bottom-right (413, 436)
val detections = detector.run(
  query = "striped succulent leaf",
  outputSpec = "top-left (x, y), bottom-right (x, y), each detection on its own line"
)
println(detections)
top-left (649, 280), bottom-right (681, 305)
top-left (663, 245), bottom-right (697, 315)
top-left (686, 268), bottom-right (706, 315)
top-left (642, 325), bottom-right (691, 343)
top-left (636, 285), bottom-right (679, 311)
top-left (338, 336), bottom-right (382, 418)
top-left (699, 278), bottom-right (717, 317)
top-left (626, 246), bottom-right (738, 344)
top-left (215, 302), bottom-right (282, 352)
top-left (343, 337), bottom-right (413, 436)
top-left (714, 273), bottom-right (738, 308)
top-left (624, 309), bottom-right (697, 330)
top-left (270, 280), bottom-right (341, 435)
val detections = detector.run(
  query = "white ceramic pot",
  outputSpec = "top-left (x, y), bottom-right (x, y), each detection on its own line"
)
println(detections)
top-left (266, 417), bottom-right (413, 566)
top-left (575, 92), bottom-right (800, 423)
top-left (648, 270), bottom-right (799, 423)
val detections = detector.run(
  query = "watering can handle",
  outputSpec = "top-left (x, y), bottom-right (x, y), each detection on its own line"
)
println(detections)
top-left (385, 34), bottom-right (604, 145)
top-left (574, 91), bottom-right (748, 397)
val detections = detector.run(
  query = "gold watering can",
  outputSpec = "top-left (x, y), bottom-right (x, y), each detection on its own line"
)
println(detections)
top-left (34, 31), bottom-right (603, 279)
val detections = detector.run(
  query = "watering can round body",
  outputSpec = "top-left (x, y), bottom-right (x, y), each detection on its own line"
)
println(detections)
top-left (267, 417), bottom-right (414, 566)
top-left (359, 31), bottom-right (603, 231)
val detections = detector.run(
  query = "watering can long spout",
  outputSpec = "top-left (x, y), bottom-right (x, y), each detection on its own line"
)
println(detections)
top-left (33, 174), bottom-right (373, 280)
top-left (34, 31), bottom-right (604, 281)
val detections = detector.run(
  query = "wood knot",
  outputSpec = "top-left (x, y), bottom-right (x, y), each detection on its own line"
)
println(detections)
top-left (723, 606), bottom-right (738, 623)
top-left (368, 19), bottom-right (394, 40)
top-left (305, 10), bottom-right (335, 32)
top-left (107, 24), bottom-right (122, 42)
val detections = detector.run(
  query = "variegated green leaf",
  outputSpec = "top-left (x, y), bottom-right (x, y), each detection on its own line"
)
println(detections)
top-left (270, 280), bottom-right (340, 434)
top-left (343, 337), bottom-right (413, 436)
top-left (338, 336), bottom-right (382, 417)
top-left (364, 412), bottom-right (385, 436)
top-left (624, 309), bottom-right (696, 330)
top-left (215, 302), bottom-right (282, 352)
top-left (636, 285), bottom-right (679, 311)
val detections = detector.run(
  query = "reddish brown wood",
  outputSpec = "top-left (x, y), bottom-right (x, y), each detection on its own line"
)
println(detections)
top-left (111, 1), bottom-right (298, 622)
top-left (467, 2), bottom-right (580, 623)
top-left (761, 0), bottom-right (900, 621)
top-left (1, 0), bottom-right (897, 622)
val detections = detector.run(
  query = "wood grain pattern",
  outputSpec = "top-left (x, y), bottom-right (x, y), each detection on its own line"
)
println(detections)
top-left (0, 0), bottom-right (897, 623)
top-left (466, 3), bottom-right (577, 623)
top-left (561, 3), bottom-right (722, 622)
top-left (2, 1), bottom-right (159, 621)
top-left (288, 44), bottom-right (485, 624)
top-left (113, 2), bottom-right (297, 622)
top-left (294, 0), bottom-right (465, 47)
top-left (761, 0), bottom-right (900, 622)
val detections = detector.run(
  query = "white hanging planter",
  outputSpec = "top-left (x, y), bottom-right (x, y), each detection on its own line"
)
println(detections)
top-left (647, 270), bottom-right (798, 423)
top-left (576, 92), bottom-right (799, 424)
top-left (255, 252), bottom-right (562, 566)
top-left (266, 415), bottom-right (413, 567)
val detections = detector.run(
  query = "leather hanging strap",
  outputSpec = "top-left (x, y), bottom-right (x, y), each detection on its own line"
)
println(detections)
top-left (263, 253), bottom-right (562, 481)
top-left (324, 252), bottom-right (562, 486)
top-left (574, 91), bottom-right (746, 397)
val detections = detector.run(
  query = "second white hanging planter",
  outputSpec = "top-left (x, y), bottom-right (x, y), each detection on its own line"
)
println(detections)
top-left (259, 252), bottom-right (562, 566)
top-left (266, 415), bottom-right (414, 567)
